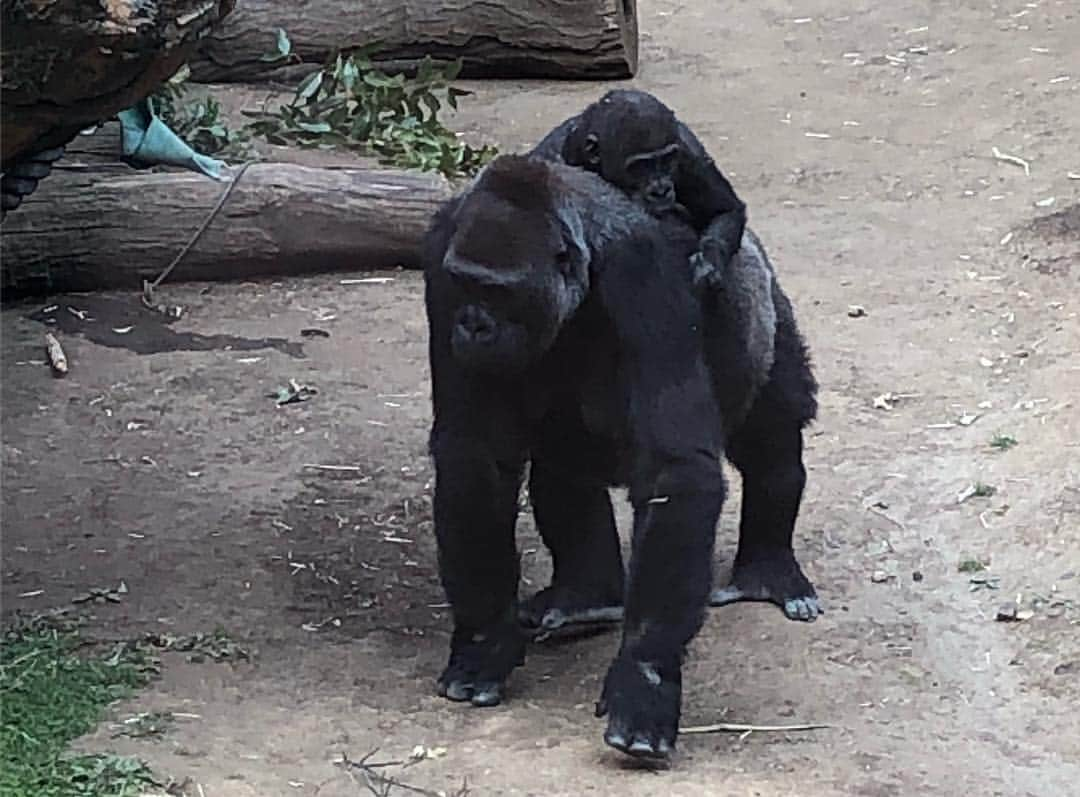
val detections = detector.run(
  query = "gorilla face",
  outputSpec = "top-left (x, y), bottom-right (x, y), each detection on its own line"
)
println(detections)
top-left (441, 180), bottom-right (590, 374)
top-left (564, 89), bottom-right (684, 217)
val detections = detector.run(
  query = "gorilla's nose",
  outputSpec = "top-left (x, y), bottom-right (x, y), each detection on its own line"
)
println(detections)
top-left (457, 305), bottom-right (496, 342)
top-left (648, 181), bottom-right (675, 204)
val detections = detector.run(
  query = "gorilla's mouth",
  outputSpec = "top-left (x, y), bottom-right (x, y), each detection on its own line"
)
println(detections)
top-left (638, 187), bottom-right (677, 216)
top-left (453, 304), bottom-right (498, 345)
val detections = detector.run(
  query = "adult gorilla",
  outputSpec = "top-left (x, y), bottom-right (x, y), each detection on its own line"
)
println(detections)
top-left (423, 153), bottom-right (815, 760)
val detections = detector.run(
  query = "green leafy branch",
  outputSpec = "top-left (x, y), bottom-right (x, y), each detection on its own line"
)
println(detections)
top-left (151, 64), bottom-right (253, 159)
top-left (153, 31), bottom-right (497, 178)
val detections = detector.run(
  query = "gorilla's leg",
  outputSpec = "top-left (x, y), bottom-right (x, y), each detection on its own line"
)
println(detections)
top-left (711, 286), bottom-right (821, 621)
top-left (432, 436), bottom-right (527, 707)
top-left (519, 462), bottom-right (625, 636)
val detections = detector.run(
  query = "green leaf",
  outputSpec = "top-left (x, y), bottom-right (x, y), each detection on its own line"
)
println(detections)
top-left (443, 59), bottom-right (464, 81)
top-left (295, 120), bottom-right (332, 133)
top-left (296, 70), bottom-right (325, 101)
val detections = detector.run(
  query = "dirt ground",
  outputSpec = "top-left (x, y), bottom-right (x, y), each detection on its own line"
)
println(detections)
top-left (3, 1), bottom-right (1079, 794)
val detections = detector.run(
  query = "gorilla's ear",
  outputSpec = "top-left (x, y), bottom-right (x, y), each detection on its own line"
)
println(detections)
top-left (583, 134), bottom-right (601, 168)
top-left (562, 121), bottom-right (601, 170)
top-left (557, 204), bottom-right (590, 278)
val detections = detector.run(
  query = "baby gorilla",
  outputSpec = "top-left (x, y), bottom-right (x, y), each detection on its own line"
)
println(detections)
top-left (527, 90), bottom-right (821, 633)
top-left (530, 88), bottom-right (747, 272)
top-left (531, 90), bottom-right (767, 405)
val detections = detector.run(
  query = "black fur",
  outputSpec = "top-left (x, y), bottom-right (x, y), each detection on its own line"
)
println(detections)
top-left (425, 155), bottom-right (728, 759)
top-left (533, 91), bottom-right (822, 625)
top-left (530, 88), bottom-right (747, 268)
top-left (423, 154), bottom-right (821, 761)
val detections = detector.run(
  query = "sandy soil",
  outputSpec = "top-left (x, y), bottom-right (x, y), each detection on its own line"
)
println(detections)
top-left (2, 1), bottom-right (1079, 795)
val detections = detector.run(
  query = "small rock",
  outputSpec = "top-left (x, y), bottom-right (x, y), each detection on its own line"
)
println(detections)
top-left (1053, 661), bottom-right (1077, 676)
top-left (995, 604), bottom-right (1032, 622)
top-left (871, 570), bottom-right (890, 583)
top-left (848, 304), bottom-right (867, 318)
top-left (912, 571), bottom-right (924, 582)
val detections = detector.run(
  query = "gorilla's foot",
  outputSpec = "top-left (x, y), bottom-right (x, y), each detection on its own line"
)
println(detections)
top-left (709, 551), bottom-right (821, 621)
top-left (518, 584), bottom-right (623, 640)
top-left (436, 623), bottom-right (526, 707)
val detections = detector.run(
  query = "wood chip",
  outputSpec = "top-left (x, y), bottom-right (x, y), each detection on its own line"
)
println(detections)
top-left (44, 332), bottom-right (68, 375)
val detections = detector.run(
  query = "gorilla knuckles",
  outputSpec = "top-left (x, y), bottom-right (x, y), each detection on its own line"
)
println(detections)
top-left (440, 157), bottom-right (589, 374)
top-left (424, 154), bottom-right (727, 760)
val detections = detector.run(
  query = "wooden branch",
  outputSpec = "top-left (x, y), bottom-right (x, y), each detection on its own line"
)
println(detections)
top-left (189, 0), bottom-right (638, 82)
top-left (0, 160), bottom-right (453, 295)
top-left (1, 1), bottom-right (235, 165)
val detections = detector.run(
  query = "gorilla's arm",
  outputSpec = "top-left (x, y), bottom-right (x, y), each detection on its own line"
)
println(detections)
top-left (674, 122), bottom-right (747, 268)
top-left (589, 230), bottom-right (726, 748)
top-left (423, 213), bottom-right (530, 706)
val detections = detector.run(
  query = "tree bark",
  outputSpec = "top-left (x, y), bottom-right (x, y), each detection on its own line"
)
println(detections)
top-left (189, 0), bottom-right (638, 83)
top-left (1, 0), bottom-right (236, 165)
top-left (0, 160), bottom-right (453, 296)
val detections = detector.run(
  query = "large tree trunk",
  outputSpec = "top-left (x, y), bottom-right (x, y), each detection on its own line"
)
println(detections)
top-left (1, 1), bottom-right (236, 166)
top-left (0, 157), bottom-right (453, 296)
top-left (190, 0), bottom-right (638, 83)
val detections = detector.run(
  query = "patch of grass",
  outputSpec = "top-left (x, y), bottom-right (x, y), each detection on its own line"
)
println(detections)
top-left (989, 433), bottom-right (1018, 451)
top-left (958, 558), bottom-right (987, 573)
top-left (972, 482), bottom-right (997, 497)
top-left (0, 617), bottom-right (158, 797)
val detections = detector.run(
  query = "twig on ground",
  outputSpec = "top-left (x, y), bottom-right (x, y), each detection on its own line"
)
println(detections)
top-left (44, 332), bottom-right (68, 375)
top-left (991, 146), bottom-right (1030, 176)
top-left (866, 502), bottom-right (906, 530)
top-left (338, 751), bottom-right (468, 797)
top-left (680, 721), bottom-right (830, 735)
top-left (303, 464), bottom-right (365, 472)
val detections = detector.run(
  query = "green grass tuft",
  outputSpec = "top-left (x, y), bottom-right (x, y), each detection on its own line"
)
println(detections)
top-left (989, 433), bottom-right (1018, 451)
top-left (1, 620), bottom-right (157, 797)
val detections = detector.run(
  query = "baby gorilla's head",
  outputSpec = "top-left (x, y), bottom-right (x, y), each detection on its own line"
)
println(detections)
top-left (562, 89), bottom-right (682, 215)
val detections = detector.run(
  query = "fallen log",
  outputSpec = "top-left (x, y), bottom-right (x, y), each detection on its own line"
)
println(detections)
top-left (0, 160), bottom-right (453, 296)
top-left (190, 0), bottom-right (638, 83)
top-left (1, 0), bottom-right (235, 166)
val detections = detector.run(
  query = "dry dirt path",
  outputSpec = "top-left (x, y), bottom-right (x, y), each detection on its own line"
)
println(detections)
top-left (3, 1), bottom-right (1078, 795)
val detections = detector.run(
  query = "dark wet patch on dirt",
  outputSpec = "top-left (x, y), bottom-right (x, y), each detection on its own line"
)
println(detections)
top-left (25, 294), bottom-right (305, 357)
top-left (1016, 203), bottom-right (1079, 277)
